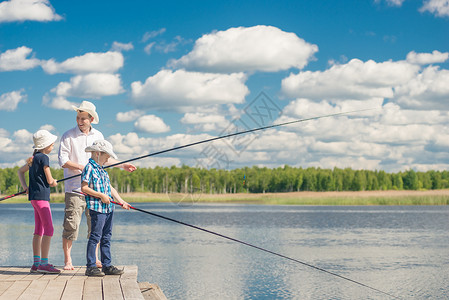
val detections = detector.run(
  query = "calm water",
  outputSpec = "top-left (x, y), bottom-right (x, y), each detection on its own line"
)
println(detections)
top-left (0, 202), bottom-right (448, 299)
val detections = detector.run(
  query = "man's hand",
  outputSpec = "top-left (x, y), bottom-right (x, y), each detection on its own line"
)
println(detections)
top-left (123, 163), bottom-right (136, 172)
top-left (121, 201), bottom-right (131, 210)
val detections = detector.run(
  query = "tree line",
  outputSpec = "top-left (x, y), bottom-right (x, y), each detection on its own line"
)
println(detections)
top-left (1, 165), bottom-right (449, 195)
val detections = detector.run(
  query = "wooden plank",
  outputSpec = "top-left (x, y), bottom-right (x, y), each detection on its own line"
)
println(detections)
top-left (17, 279), bottom-right (49, 300)
top-left (55, 267), bottom-right (79, 281)
top-left (120, 265), bottom-right (138, 280)
top-left (71, 266), bottom-right (87, 280)
top-left (139, 282), bottom-right (168, 300)
top-left (0, 280), bottom-right (31, 300)
top-left (39, 280), bottom-right (67, 300)
top-left (120, 279), bottom-right (144, 300)
top-left (83, 277), bottom-right (103, 300)
top-left (0, 281), bottom-right (14, 296)
top-left (103, 276), bottom-right (124, 300)
top-left (0, 267), bottom-right (28, 281)
top-left (60, 279), bottom-right (84, 300)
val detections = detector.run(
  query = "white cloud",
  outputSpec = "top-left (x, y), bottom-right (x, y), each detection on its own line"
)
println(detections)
top-left (41, 51), bottom-right (124, 74)
top-left (42, 94), bottom-right (78, 110)
top-left (394, 65), bottom-right (449, 109)
top-left (50, 73), bottom-right (124, 98)
top-left (134, 115), bottom-right (171, 133)
top-left (374, 0), bottom-right (406, 6)
top-left (406, 50), bottom-right (449, 64)
top-left (111, 41), bottom-right (134, 52)
top-left (282, 58), bottom-right (419, 100)
top-left (0, 90), bottom-right (26, 111)
top-left (0, 0), bottom-right (62, 23)
top-left (420, 0), bottom-right (449, 17)
top-left (0, 46), bottom-right (41, 71)
top-left (181, 112), bottom-right (229, 132)
top-left (170, 25), bottom-right (318, 73)
top-left (130, 69), bottom-right (249, 110)
top-left (142, 28), bottom-right (166, 42)
top-left (116, 110), bottom-right (145, 122)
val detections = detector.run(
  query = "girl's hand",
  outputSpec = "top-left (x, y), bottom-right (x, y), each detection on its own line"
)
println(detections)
top-left (50, 180), bottom-right (57, 187)
top-left (100, 194), bottom-right (110, 204)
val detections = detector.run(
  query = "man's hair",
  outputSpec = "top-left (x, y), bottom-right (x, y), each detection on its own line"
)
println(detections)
top-left (78, 110), bottom-right (93, 119)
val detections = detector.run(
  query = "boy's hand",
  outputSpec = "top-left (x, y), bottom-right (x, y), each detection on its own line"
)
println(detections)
top-left (50, 180), bottom-right (57, 187)
top-left (100, 194), bottom-right (110, 204)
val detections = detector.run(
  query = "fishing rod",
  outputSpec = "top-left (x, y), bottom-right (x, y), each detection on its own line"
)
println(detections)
top-left (0, 108), bottom-right (376, 202)
top-left (72, 189), bottom-right (399, 299)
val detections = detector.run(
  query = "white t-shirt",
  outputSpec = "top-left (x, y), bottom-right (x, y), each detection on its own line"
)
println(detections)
top-left (58, 126), bottom-right (104, 193)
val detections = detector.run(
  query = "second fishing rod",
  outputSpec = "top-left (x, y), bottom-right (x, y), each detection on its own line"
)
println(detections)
top-left (0, 108), bottom-right (375, 202)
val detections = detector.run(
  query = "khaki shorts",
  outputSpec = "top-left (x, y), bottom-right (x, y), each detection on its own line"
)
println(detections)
top-left (62, 192), bottom-right (91, 240)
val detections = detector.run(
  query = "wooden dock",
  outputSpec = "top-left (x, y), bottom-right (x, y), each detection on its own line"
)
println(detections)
top-left (0, 265), bottom-right (167, 300)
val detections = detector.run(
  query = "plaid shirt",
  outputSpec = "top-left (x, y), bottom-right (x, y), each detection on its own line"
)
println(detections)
top-left (81, 158), bottom-right (114, 213)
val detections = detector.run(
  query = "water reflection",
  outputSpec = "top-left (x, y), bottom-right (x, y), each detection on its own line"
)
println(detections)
top-left (0, 203), bottom-right (448, 299)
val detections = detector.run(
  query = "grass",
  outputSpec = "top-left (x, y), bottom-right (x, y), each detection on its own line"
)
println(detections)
top-left (2, 190), bottom-right (449, 205)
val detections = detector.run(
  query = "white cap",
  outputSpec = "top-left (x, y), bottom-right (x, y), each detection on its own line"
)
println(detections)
top-left (72, 101), bottom-right (99, 124)
top-left (33, 130), bottom-right (57, 150)
top-left (85, 140), bottom-right (117, 159)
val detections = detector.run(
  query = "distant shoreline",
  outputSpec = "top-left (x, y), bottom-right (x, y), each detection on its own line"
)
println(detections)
top-left (3, 189), bottom-right (449, 205)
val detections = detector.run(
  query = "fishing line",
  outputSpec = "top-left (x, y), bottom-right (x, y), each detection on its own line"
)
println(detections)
top-left (73, 188), bottom-right (398, 299)
top-left (1, 107), bottom-right (376, 202)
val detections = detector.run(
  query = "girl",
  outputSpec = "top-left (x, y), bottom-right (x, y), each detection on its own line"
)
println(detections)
top-left (18, 130), bottom-right (60, 274)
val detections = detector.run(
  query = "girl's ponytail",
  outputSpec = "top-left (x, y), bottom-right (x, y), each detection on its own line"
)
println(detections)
top-left (26, 150), bottom-right (38, 167)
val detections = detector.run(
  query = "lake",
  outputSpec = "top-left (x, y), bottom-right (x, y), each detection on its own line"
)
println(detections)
top-left (0, 203), bottom-right (448, 299)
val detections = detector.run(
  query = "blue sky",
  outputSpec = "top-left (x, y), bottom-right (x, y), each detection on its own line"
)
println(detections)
top-left (0, 0), bottom-right (448, 172)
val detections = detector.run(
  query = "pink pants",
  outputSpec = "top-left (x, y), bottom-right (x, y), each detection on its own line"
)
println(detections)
top-left (31, 200), bottom-right (54, 237)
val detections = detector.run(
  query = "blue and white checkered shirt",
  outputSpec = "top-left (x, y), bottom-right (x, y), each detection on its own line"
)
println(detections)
top-left (81, 158), bottom-right (114, 213)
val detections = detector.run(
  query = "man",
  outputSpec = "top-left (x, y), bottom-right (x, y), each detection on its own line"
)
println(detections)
top-left (58, 101), bottom-right (136, 270)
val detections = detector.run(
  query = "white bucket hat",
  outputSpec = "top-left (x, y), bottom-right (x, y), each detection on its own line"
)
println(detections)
top-left (72, 101), bottom-right (99, 124)
top-left (33, 130), bottom-right (58, 150)
top-left (85, 140), bottom-right (117, 159)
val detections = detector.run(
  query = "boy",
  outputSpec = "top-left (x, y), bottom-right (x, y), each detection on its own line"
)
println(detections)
top-left (81, 140), bottom-right (130, 276)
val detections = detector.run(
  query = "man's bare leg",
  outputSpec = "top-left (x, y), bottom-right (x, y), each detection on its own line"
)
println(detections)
top-left (62, 237), bottom-right (74, 270)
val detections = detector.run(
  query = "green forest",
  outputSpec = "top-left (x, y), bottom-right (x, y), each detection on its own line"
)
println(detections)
top-left (1, 165), bottom-right (449, 195)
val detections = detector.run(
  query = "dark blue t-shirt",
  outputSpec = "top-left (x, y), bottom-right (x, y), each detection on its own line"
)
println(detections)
top-left (29, 152), bottom-right (51, 201)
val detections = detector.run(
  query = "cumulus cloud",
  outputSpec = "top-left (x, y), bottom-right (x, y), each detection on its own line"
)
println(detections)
top-left (282, 58), bottom-right (419, 101)
top-left (0, 0), bottom-right (62, 23)
top-left (420, 0), bottom-right (449, 17)
top-left (0, 46), bottom-right (41, 71)
top-left (50, 73), bottom-right (124, 98)
top-left (394, 65), bottom-right (449, 109)
top-left (0, 90), bottom-right (26, 111)
top-left (111, 41), bottom-right (134, 52)
top-left (130, 69), bottom-right (249, 110)
top-left (170, 25), bottom-right (318, 73)
top-left (181, 112), bottom-right (229, 132)
top-left (41, 51), bottom-right (124, 74)
top-left (134, 115), bottom-right (171, 133)
top-left (406, 50), bottom-right (449, 64)
top-left (116, 110), bottom-right (145, 122)
top-left (42, 95), bottom-right (77, 110)
top-left (42, 73), bottom-right (124, 110)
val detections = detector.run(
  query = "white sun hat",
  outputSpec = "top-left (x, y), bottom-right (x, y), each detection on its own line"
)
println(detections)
top-left (33, 130), bottom-right (58, 150)
top-left (85, 140), bottom-right (117, 159)
top-left (72, 101), bottom-right (99, 124)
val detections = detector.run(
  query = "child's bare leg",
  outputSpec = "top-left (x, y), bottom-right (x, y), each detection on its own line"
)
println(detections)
top-left (41, 235), bottom-right (51, 260)
top-left (32, 234), bottom-right (42, 257)
top-left (96, 243), bottom-right (102, 268)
